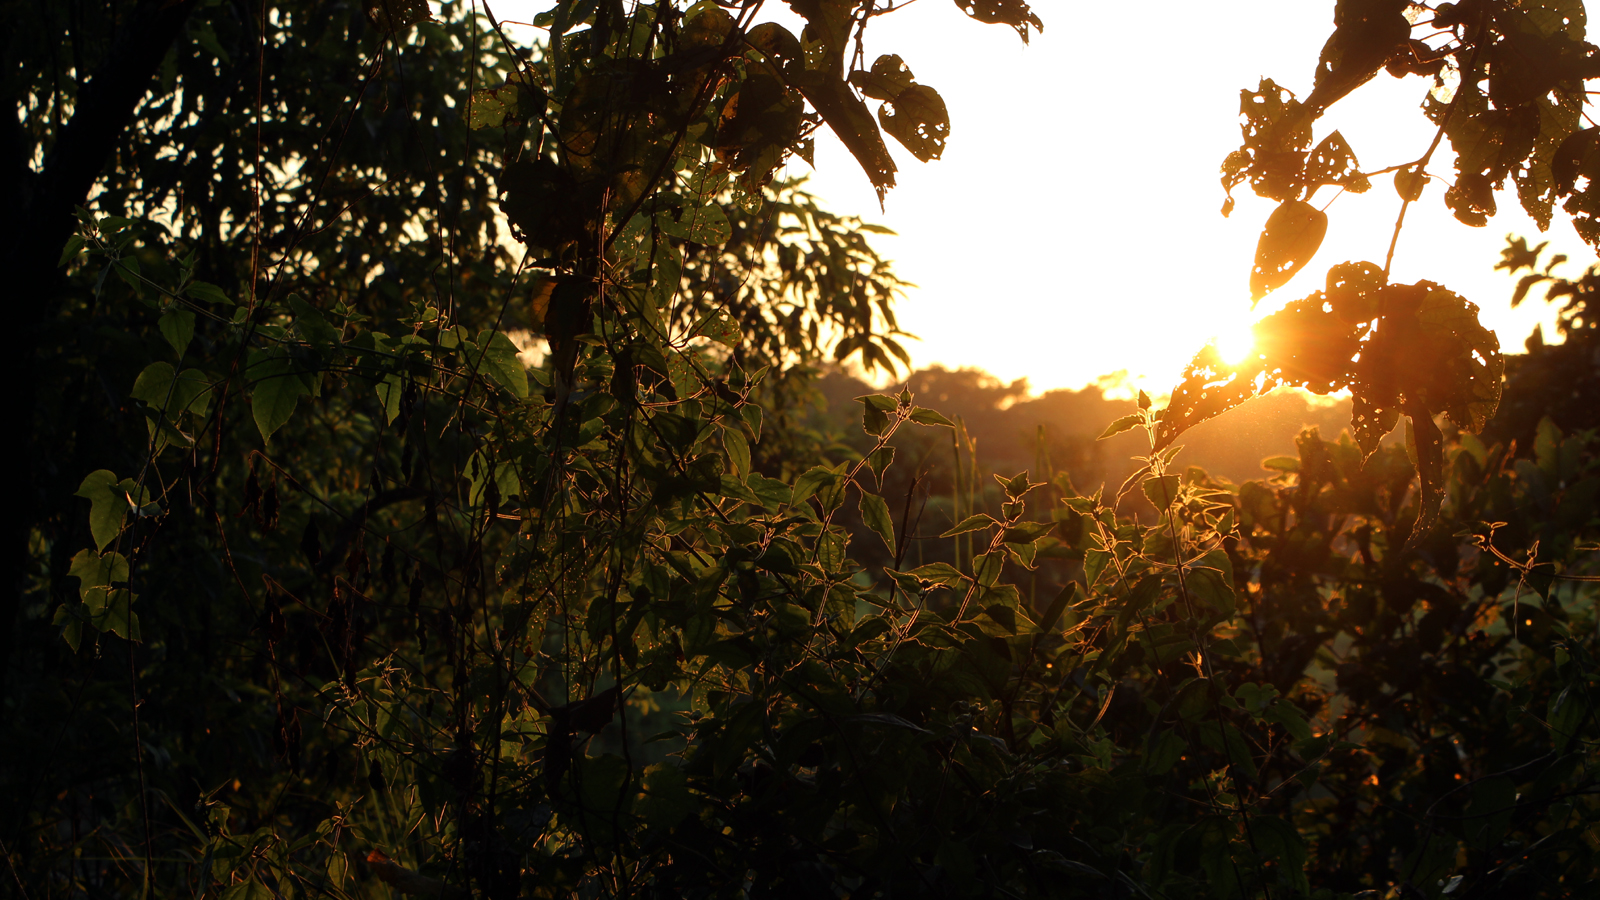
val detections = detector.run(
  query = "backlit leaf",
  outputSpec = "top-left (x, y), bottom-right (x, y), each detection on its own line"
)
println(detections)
top-left (248, 351), bottom-right (312, 441)
top-left (859, 490), bottom-right (896, 553)
top-left (74, 472), bottom-right (128, 551)
top-left (952, 0), bottom-right (1042, 43)
top-left (1250, 199), bottom-right (1327, 301)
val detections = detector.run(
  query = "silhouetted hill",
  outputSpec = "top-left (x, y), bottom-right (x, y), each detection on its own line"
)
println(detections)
top-left (814, 365), bottom-right (1355, 493)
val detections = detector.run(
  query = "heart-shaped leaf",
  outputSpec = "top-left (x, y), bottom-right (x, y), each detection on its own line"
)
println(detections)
top-left (1250, 199), bottom-right (1328, 301)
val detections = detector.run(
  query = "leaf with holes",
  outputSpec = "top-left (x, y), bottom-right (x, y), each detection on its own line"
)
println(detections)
top-left (1250, 199), bottom-right (1327, 301)
top-left (952, 0), bottom-right (1042, 43)
top-left (879, 85), bottom-right (949, 162)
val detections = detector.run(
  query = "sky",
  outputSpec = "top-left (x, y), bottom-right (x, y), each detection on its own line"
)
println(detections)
top-left (492, 0), bottom-right (1595, 396)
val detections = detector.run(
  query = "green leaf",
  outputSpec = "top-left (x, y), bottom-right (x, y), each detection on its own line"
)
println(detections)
top-left (51, 603), bottom-right (84, 651)
top-left (658, 203), bottom-right (732, 245)
top-left (58, 234), bottom-right (85, 267)
top-left (747, 473), bottom-right (793, 510)
top-left (68, 548), bottom-right (139, 641)
top-left (74, 471), bottom-right (128, 551)
top-left (792, 465), bottom-right (842, 507)
top-left (1142, 474), bottom-right (1181, 510)
top-left (740, 404), bottom-right (763, 441)
top-left (692, 310), bottom-right (740, 348)
top-left (908, 406), bottom-right (955, 427)
top-left (724, 425), bottom-right (751, 480)
top-left (288, 294), bottom-right (341, 346)
top-left (131, 363), bottom-right (213, 418)
top-left (1036, 582), bottom-right (1080, 632)
top-left (1250, 199), bottom-right (1327, 302)
top-left (940, 514), bottom-right (996, 538)
top-left (474, 330), bottom-right (530, 399)
top-left (1187, 566), bottom-right (1235, 616)
top-left (859, 491), bottom-right (895, 553)
top-left (868, 445), bottom-right (895, 485)
top-left (112, 256), bottom-right (143, 293)
top-left (68, 547), bottom-right (129, 597)
top-left (158, 308), bottom-right (195, 358)
top-left (1097, 413), bottom-right (1143, 440)
top-left (1116, 574), bottom-right (1164, 629)
top-left (248, 350), bottom-right (311, 441)
top-left (469, 79), bottom-right (544, 129)
top-left (908, 561), bottom-right (966, 588)
top-left (376, 374), bottom-right (404, 424)
top-left (185, 281), bottom-right (233, 305)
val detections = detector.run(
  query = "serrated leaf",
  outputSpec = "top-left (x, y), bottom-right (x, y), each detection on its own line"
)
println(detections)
top-left (1187, 566), bottom-right (1236, 616)
top-left (867, 445), bottom-right (895, 485)
top-left (1097, 413), bottom-right (1143, 440)
top-left (1142, 474), bottom-right (1181, 510)
top-left (940, 514), bottom-right (997, 538)
top-left (791, 465), bottom-right (841, 508)
top-left (908, 561), bottom-right (965, 588)
top-left (908, 407), bottom-right (955, 427)
top-left (859, 491), bottom-right (895, 553)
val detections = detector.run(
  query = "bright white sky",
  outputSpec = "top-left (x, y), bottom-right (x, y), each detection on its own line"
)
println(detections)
top-left (490, 0), bottom-right (1594, 395)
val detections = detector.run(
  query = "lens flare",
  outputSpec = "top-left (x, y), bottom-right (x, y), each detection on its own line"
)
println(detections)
top-left (1214, 320), bottom-right (1257, 366)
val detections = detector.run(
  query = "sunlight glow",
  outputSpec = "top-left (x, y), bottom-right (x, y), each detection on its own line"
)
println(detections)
top-left (491, 0), bottom-right (1582, 394)
top-left (1215, 323), bottom-right (1257, 367)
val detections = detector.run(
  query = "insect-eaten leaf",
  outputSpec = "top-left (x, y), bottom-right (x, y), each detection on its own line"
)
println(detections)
top-left (952, 0), bottom-right (1042, 43)
top-left (847, 56), bottom-right (951, 162)
top-left (657, 202), bottom-right (732, 245)
top-left (796, 78), bottom-right (897, 205)
top-left (879, 85), bottom-right (949, 162)
top-left (850, 55), bottom-right (917, 102)
top-left (1250, 199), bottom-right (1327, 302)
top-left (1303, 131), bottom-right (1365, 191)
top-left (693, 310), bottom-right (741, 348)
top-left (470, 78), bottom-right (545, 131)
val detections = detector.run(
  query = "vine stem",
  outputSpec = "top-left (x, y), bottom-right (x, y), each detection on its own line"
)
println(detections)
top-left (1384, 14), bottom-right (1487, 280)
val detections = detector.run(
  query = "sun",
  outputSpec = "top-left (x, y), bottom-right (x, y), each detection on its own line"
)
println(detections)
top-left (1212, 309), bottom-right (1259, 367)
